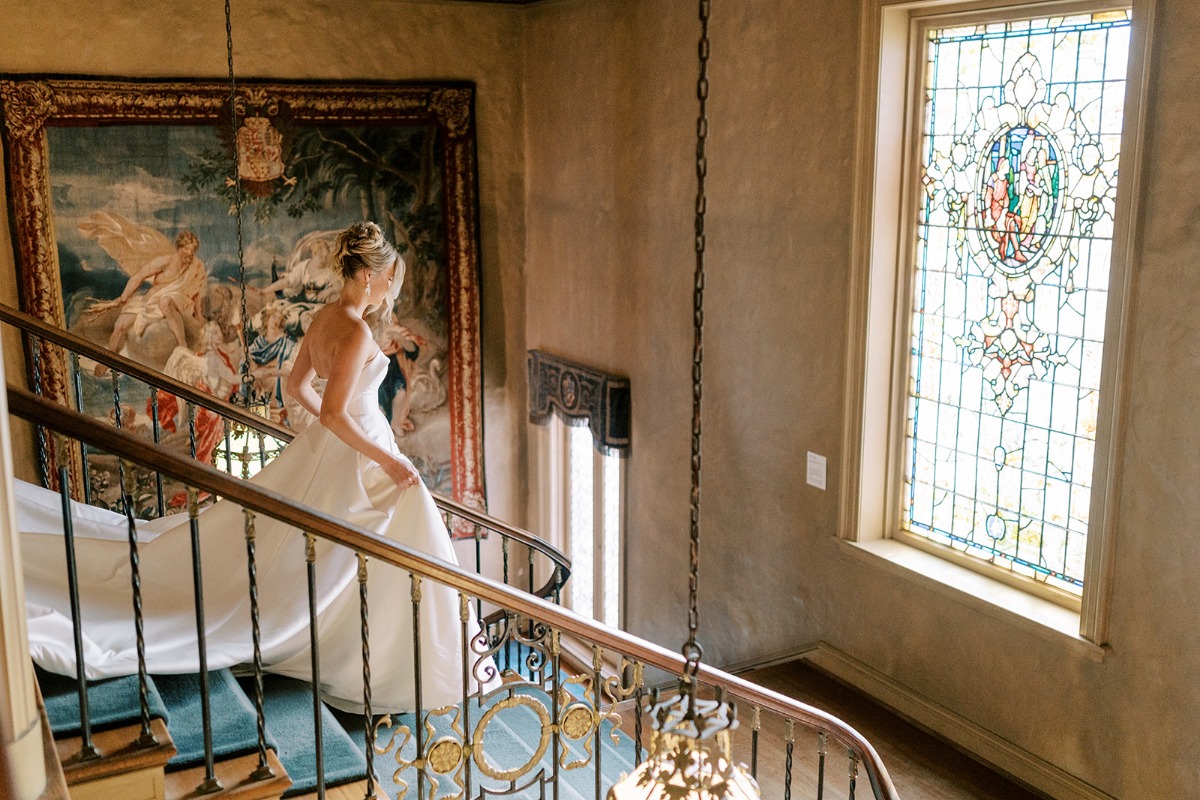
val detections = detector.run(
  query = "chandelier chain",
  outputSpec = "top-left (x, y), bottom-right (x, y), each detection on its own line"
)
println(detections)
top-left (684, 0), bottom-right (711, 680)
top-left (225, 0), bottom-right (251, 406)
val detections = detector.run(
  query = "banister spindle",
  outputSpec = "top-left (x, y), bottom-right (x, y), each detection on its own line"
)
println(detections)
top-left (119, 460), bottom-right (156, 748)
top-left (148, 390), bottom-right (165, 518)
top-left (459, 592), bottom-right (473, 800)
top-left (411, 574), bottom-right (425, 800)
top-left (188, 488), bottom-right (222, 794)
top-left (243, 509), bottom-right (274, 781)
top-left (305, 533), bottom-right (326, 798)
top-left (29, 335), bottom-right (49, 486)
top-left (784, 719), bottom-right (795, 800)
top-left (186, 402), bottom-right (198, 460)
top-left (750, 705), bottom-right (761, 780)
top-left (56, 457), bottom-right (98, 763)
top-left (633, 684), bottom-right (644, 766)
top-left (817, 731), bottom-right (827, 800)
top-left (474, 524), bottom-right (483, 623)
top-left (592, 645), bottom-right (603, 800)
top-left (68, 354), bottom-right (94, 506)
top-left (359, 555), bottom-right (376, 800)
top-left (550, 629), bottom-right (562, 800)
top-left (849, 750), bottom-right (859, 800)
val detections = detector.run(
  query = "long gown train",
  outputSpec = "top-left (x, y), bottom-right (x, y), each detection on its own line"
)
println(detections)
top-left (17, 350), bottom-right (497, 713)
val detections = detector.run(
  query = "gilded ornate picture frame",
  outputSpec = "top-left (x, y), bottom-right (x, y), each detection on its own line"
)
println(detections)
top-left (0, 77), bottom-right (486, 529)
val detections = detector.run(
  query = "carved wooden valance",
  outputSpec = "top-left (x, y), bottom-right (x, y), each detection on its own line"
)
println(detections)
top-left (527, 350), bottom-right (630, 456)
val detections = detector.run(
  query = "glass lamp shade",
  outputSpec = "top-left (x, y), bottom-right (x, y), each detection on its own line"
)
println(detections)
top-left (608, 729), bottom-right (761, 800)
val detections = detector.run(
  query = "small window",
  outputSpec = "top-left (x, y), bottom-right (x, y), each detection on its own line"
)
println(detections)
top-left (527, 350), bottom-right (630, 628)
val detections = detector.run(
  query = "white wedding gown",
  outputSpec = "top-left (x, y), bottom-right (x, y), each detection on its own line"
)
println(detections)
top-left (17, 349), bottom-right (497, 713)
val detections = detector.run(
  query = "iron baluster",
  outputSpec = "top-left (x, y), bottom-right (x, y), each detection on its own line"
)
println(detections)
top-left (68, 354), bottom-right (93, 506)
top-left (849, 751), bottom-right (859, 800)
top-left (502, 538), bottom-right (514, 671)
top-left (223, 420), bottom-right (233, 475)
top-left (592, 645), bottom-right (603, 800)
top-left (548, 630), bottom-right (561, 800)
top-left (188, 489), bottom-right (222, 794)
top-left (305, 534), bottom-right (326, 799)
top-left (528, 548), bottom-right (536, 679)
top-left (459, 593), bottom-right (473, 800)
top-left (784, 720), bottom-right (794, 800)
top-left (817, 731), bottom-right (827, 800)
top-left (29, 335), bottom-right (49, 487)
top-left (187, 402), bottom-right (198, 460)
top-left (243, 509), bottom-right (274, 781)
top-left (359, 555), bottom-right (377, 799)
top-left (119, 460), bottom-right (156, 747)
top-left (750, 706), bottom-right (761, 780)
top-left (256, 429), bottom-right (266, 469)
top-left (148, 390), bottom-right (165, 517)
top-left (633, 685), bottom-right (644, 766)
top-left (56, 460), bottom-right (98, 763)
top-left (474, 524), bottom-right (483, 623)
top-left (411, 575), bottom-right (425, 800)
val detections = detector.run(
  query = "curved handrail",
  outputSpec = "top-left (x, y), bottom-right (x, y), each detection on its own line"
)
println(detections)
top-left (9, 384), bottom-right (899, 799)
top-left (0, 303), bottom-right (570, 599)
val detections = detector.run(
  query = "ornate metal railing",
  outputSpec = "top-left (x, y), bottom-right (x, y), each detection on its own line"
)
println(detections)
top-left (0, 303), bottom-right (569, 623)
top-left (9, 383), bottom-right (899, 800)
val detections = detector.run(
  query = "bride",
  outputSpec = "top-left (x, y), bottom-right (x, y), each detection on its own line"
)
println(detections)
top-left (17, 222), bottom-right (497, 713)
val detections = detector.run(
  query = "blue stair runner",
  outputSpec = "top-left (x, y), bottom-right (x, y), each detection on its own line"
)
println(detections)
top-left (240, 675), bottom-right (367, 797)
top-left (38, 666), bottom-right (169, 735)
top-left (38, 664), bottom-right (367, 796)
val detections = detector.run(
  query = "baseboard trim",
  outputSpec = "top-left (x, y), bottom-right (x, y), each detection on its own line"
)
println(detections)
top-left (804, 642), bottom-right (1115, 800)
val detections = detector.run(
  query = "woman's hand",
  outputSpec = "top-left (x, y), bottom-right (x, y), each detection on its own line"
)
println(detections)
top-left (382, 457), bottom-right (421, 490)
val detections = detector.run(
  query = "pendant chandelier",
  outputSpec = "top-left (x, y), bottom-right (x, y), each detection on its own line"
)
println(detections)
top-left (609, 3), bottom-right (760, 799)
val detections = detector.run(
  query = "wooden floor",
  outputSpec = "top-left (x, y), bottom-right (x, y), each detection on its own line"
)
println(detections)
top-left (618, 660), bottom-right (1045, 800)
top-left (736, 661), bottom-right (1046, 800)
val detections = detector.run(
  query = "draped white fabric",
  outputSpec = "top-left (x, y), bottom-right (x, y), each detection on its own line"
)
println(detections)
top-left (18, 350), bottom-right (498, 713)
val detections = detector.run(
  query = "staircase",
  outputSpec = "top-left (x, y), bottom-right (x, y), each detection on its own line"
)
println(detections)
top-left (5, 303), bottom-right (903, 800)
top-left (38, 666), bottom-right (368, 800)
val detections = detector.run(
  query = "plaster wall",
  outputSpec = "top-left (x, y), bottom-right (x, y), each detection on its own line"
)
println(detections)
top-left (523, 0), bottom-right (1199, 797)
top-left (0, 0), bottom-right (532, 538)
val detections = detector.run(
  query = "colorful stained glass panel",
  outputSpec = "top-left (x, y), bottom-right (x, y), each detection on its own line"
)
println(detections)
top-left (904, 11), bottom-right (1131, 592)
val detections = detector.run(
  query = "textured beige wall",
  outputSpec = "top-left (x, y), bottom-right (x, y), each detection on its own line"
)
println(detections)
top-left (0, 0), bottom-right (530, 524)
top-left (524, 0), bottom-right (1198, 797)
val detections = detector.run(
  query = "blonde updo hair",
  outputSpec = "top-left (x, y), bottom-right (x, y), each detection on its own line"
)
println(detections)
top-left (331, 221), bottom-right (401, 282)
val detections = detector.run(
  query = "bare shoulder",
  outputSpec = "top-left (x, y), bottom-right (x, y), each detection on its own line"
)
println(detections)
top-left (306, 304), bottom-right (374, 372)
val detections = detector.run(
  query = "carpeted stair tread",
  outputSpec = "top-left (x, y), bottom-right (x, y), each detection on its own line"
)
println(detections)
top-left (37, 664), bottom-right (169, 737)
top-left (241, 675), bottom-right (367, 797)
top-left (155, 669), bottom-right (275, 771)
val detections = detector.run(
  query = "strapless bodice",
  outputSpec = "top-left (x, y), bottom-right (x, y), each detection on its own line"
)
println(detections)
top-left (313, 350), bottom-right (388, 417)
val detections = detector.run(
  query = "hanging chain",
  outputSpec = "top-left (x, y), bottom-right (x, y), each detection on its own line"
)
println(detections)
top-left (683, 0), bottom-right (711, 682)
top-left (225, 0), bottom-right (252, 407)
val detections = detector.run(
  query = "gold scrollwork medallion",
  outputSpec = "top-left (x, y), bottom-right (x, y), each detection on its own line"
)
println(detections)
top-left (472, 695), bottom-right (552, 782)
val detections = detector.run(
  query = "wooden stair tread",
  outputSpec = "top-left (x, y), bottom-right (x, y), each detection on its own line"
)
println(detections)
top-left (55, 717), bottom-right (176, 785)
top-left (165, 749), bottom-right (291, 800)
top-left (291, 778), bottom-right (373, 800)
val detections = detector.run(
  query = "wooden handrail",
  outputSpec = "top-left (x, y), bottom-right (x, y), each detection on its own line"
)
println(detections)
top-left (0, 303), bottom-right (570, 578)
top-left (8, 384), bottom-right (899, 799)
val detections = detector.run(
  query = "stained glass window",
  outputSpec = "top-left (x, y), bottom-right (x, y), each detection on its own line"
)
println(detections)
top-left (905, 11), bottom-right (1131, 593)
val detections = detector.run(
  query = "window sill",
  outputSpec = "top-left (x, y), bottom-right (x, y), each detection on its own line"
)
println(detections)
top-left (839, 538), bottom-right (1108, 663)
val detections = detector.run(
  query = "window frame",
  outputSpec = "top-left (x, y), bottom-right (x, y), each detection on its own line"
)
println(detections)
top-left (533, 413), bottom-right (626, 629)
top-left (840, 0), bottom-right (1155, 645)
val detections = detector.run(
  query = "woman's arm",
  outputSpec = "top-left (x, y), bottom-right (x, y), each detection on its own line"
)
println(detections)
top-left (283, 340), bottom-right (323, 419)
top-left (312, 325), bottom-right (419, 489)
